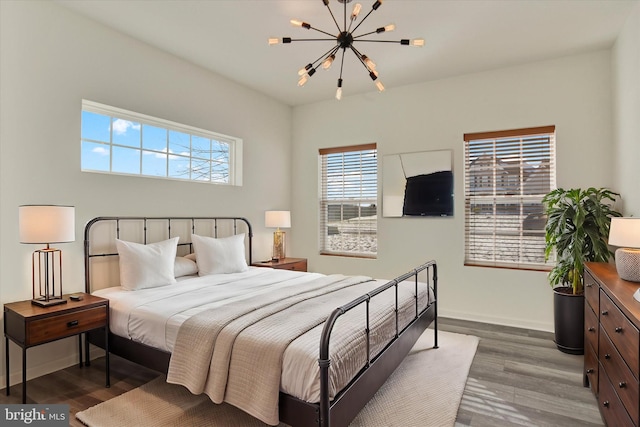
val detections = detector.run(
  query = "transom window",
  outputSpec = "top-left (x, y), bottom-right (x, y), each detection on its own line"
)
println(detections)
top-left (81, 100), bottom-right (242, 185)
top-left (319, 144), bottom-right (377, 258)
top-left (463, 126), bottom-right (556, 269)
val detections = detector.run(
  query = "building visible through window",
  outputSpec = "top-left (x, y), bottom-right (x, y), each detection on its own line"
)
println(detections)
top-left (319, 143), bottom-right (377, 258)
top-left (464, 126), bottom-right (556, 269)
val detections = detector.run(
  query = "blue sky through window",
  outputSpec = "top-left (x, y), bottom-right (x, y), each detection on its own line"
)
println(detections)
top-left (81, 107), bottom-right (231, 183)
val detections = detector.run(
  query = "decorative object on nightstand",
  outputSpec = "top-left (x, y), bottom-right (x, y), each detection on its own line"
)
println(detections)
top-left (265, 210), bottom-right (291, 261)
top-left (19, 205), bottom-right (75, 307)
top-left (608, 217), bottom-right (640, 283)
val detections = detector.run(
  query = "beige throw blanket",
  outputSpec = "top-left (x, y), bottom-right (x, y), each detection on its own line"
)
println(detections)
top-left (167, 274), bottom-right (375, 425)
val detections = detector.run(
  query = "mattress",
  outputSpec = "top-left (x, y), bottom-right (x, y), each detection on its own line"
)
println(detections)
top-left (94, 267), bottom-right (433, 403)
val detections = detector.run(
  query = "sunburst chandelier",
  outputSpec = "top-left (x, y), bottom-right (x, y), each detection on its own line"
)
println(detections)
top-left (269, 0), bottom-right (424, 100)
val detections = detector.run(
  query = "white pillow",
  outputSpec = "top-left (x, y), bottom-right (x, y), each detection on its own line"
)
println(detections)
top-left (116, 237), bottom-right (179, 290)
top-left (175, 256), bottom-right (198, 277)
top-left (192, 233), bottom-right (248, 275)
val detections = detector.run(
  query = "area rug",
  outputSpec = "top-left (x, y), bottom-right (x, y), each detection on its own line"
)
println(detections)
top-left (76, 329), bottom-right (478, 427)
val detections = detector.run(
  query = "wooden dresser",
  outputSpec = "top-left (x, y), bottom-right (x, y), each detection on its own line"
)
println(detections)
top-left (584, 262), bottom-right (640, 427)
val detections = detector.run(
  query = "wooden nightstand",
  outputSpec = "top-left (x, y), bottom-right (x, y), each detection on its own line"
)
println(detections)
top-left (4, 293), bottom-right (110, 403)
top-left (252, 257), bottom-right (308, 272)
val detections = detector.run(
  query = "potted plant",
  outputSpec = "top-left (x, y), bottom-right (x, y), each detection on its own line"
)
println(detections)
top-left (543, 187), bottom-right (621, 354)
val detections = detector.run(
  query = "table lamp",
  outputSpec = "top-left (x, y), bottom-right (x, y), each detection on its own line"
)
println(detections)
top-left (19, 205), bottom-right (75, 306)
top-left (608, 217), bottom-right (640, 283)
top-left (265, 210), bottom-right (291, 261)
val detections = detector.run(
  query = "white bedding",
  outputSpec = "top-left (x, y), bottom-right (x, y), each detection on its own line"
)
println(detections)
top-left (94, 266), bottom-right (433, 403)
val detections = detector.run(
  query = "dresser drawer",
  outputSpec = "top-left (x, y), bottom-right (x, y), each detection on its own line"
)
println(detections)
top-left (598, 368), bottom-right (636, 427)
top-left (585, 343), bottom-right (599, 395)
top-left (26, 306), bottom-right (107, 346)
top-left (584, 270), bottom-right (599, 313)
top-left (585, 303), bottom-right (599, 356)
top-left (599, 326), bottom-right (639, 423)
top-left (600, 289), bottom-right (640, 379)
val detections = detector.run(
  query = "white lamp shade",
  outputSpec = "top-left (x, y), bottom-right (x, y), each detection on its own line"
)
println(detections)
top-left (609, 217), bottom-right (640, 248)
top-left (19, 205), bottom-right (75, 244)
top-left (265, 210), bottom-right (291, 228)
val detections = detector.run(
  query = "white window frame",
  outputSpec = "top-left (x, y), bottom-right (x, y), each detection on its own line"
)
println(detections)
top-left (319, 143), bottom-right (378, 258)
top-left (81, 100), bottom-right (242, 186)
top-left (463, 126), bottom-right (556, 270)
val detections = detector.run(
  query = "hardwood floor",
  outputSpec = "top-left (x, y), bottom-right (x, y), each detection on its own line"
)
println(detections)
top-left (0, 318), bottom-right (603, 426)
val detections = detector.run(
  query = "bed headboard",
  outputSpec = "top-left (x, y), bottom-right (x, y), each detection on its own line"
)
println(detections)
top-left (84, 216), bottom-right (253, 293)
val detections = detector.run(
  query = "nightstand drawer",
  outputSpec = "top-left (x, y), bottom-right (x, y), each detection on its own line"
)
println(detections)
top-left (281, 260), bottom-right (307, 271)
top-left (27, 306), bottom-right (107, 346)
top-left (599, 368), bottom-right (635, 427)
top-left (584, 270), bottom-right (599, 313)
top-left (600, 289), bottom-right (640, 379)
top-left (599, 326), bottom-right (639, 422)
top-left (585, 303), bottom-right (599, 356)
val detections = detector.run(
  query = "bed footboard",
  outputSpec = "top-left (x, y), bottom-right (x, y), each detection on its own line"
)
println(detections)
top-left (280, 261), bottom-right (438, 427)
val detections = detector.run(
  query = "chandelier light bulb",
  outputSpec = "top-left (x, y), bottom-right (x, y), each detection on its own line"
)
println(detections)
top-left (298, 74), bottom-right (309, 87)
top-left (351, 3), bottom-right (362, 20)
top-left (298, 64), bottom-right (313, 76)
top-left (322, 55), bottom-right (335, 70)
top-left (336, 78), bottom-right (343, 100)
top-left (362, 55), bottom-right (376, 71)
top-left (376, 81), bottom-right (385, 92)
top-left (411, 38), bottom-right (425, 47)
top-left (376, 24), bottom-right (395, 33)
top-left (268, 38), bottom-right (280, 45)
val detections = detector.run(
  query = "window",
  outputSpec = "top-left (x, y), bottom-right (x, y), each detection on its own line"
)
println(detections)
top-left (463, 126), bottom-right (556, 269)
top-left (81, 100), bottom-right (242, 185)
top-left (319, 144), bottom-right (377, 258)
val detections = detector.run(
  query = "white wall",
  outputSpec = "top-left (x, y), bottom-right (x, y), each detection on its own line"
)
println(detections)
top-left (0, 1), bottom-right (291, 386)
top-left (612, 2), bottom-right (640, 216)
top-left (291, 50), bottom-right (614, 332)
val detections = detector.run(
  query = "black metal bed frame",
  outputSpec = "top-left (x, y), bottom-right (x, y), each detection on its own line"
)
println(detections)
top-left (84, 216), bottom-right (438, 427)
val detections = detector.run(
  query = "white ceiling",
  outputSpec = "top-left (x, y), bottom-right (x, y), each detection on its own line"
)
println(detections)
top-left (56, 0), bottom-right (638, 106)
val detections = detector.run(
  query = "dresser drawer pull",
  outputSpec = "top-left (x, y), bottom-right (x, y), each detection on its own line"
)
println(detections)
top-left (604, 353), bottom-right (611, 360)
top-left (67, 320), bottom-right (79, 328)
top-left (586, 283), bottom-right (593, 287)
top-left (603, 401), bottom-right (609, 408)
top-left (586, 368), bottom-right (594, 374)
top-left (601, 310), bottom-right (608, 316)
top-left (614, 326), bottom-right (622, 333)
top-left (588, 327), bottom-right (595, 332)
top-left (618, 381), bottom-right (626, 388)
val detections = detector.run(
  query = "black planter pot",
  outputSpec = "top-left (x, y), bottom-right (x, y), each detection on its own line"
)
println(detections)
top-left (553, 287), bottom-right (584, 355)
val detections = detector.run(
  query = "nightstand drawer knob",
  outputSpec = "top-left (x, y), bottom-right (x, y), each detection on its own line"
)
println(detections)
top-left (619, 381), bottom-right (626, 388)
top-left (614, 326), bottom-right (622, 333)
top-left (586, 368), bottom-right (594, 374)
top-left (588, 327), bottom-right (595, 332)
top-left (604, 353), bottom-right (611, 360)
top-left (67, 320), bottom-right (79, 328)
top-left (601, 310), bottom-right (608, 316)
top-left (602, 400), bottom-right (609, 408)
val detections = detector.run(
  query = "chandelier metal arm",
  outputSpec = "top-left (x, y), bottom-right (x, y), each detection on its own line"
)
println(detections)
top-left (287, 38), bottom-right (338, 42)
top-left (350, 1), bottom-right (380, 35)
top-left (311, 45), bottom-right (342, 69)
top-left (353, 39), bottom-right (408, 44)
top-left (323, 0), bottom-right (342, 33)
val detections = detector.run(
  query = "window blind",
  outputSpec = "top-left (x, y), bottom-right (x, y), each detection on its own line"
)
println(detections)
top-left (463, 126), bottom-right (556, 269)
top-left (319, 143), bottom-right (377, 258)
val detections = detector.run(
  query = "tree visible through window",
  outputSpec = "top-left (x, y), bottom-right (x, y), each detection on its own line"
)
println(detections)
top-left (81, 100), bottom-right (242, 185)
top-left (463, 126), bottom-right (556, 269)
top-left (319, 144), bottom-right (377, 258)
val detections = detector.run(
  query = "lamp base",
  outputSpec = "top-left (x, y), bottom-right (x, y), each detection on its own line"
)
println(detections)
top-left (615, 248), bottom-right (640, 282)
top-left (31, 297), bottom-right (67, 307)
